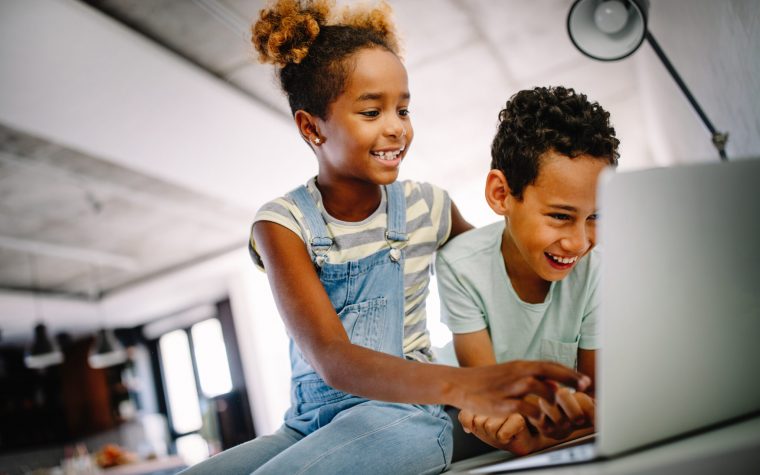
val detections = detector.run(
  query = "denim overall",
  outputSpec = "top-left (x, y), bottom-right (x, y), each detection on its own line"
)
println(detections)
top-left (182, 182), bottom-right (452, 475)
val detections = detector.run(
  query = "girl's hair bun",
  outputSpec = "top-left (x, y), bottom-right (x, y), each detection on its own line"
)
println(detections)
top-left (337, 1), bottom-right (400, 54)
top-left (252, 0), bottom-right (331, 67)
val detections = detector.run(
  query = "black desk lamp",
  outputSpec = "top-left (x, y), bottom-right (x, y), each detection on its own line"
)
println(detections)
top-left (567, 0), bottom-right (729, 161)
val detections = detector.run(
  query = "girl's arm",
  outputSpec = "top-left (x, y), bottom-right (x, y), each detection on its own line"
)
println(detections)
top-left (449, 201), bottom-right (474, 240)
top-left (253, 220), bottom-right (589, 418)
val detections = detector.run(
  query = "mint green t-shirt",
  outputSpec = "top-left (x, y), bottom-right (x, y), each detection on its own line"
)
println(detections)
top-left (436, 221), bottom-right (600, 369)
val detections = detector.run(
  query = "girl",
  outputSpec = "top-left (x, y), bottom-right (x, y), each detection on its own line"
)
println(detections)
top-left (184, 1), bottom-right (589, 473)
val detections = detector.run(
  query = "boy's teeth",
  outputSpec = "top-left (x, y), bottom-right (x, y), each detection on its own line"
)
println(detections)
top-left (549, 253), bottom-right (578, 264)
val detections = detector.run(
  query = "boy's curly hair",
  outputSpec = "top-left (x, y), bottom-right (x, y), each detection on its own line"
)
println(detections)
top-left (252, 0), bottom-right (401, 118)
top-left (491, 86), bottom-right (620, 200)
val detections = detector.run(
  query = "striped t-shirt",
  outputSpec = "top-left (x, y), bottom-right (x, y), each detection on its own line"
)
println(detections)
top-left (250, 177), bottom-right (452, 361)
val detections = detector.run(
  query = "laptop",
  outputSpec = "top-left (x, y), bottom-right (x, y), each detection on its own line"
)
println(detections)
top-left (470, 159), bottom-right (760, 473)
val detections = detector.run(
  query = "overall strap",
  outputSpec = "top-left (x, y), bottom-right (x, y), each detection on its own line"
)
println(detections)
top-left (287, 185), bottom-right (333, 265)
top-left (385, 181), bottom-right (408, 244)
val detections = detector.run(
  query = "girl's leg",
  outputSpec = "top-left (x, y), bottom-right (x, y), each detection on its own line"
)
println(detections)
top-left (180, 424), bottom-right (302, 475)
top-left (253, 402), bottom-right (453, 475)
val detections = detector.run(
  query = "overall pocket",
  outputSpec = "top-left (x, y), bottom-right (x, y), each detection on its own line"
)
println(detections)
top-left (540, 338), bottom-right (579, 369)
top-left (338, 297), bottom-right (387, 351)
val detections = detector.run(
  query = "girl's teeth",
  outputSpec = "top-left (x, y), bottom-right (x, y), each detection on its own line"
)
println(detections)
top-left (373, 150), bottom-right (401, 160)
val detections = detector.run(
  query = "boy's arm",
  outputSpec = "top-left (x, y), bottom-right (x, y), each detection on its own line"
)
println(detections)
top-left (453, 330), bottom-right (497, 367)
top-left (253, 221), bottom-right (588, 417)
top-left (577, 349), bottom-right (596, 396)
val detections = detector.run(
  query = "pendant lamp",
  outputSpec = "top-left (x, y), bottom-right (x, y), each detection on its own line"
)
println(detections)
top-left (24, 322), bottom-right (64, 369)
top-left (24, 255), bottom-right (63, 370)
top-left (87, 265), bottom-right (127, 369)
top-left (88, 328), bottom-right (127, 369)
top-left (567, 0), bottom-right (729, 160)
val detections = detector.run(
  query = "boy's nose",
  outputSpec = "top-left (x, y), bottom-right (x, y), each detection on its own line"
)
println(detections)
top-left (562, 226), bottom-right (593, 254)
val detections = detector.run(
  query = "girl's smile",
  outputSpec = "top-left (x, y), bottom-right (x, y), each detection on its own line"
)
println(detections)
top-left (313, 47), bottom-right (412, 187)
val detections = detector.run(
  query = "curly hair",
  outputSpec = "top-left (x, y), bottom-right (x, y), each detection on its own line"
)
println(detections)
top-left (491, 86), bottom-right (620, 200)
top-left (252, 0), bottom-right (401, 118)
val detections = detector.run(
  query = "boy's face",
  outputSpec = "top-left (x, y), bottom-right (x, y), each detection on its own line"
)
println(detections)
top-left (502, 151), bottom-right (608, 283)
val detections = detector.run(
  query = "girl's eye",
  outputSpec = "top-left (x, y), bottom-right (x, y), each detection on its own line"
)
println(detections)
top-left (360, 110), bottom-right (379, 117)
top-left (549, 213), bottom-right (571, 221)
top-left (399, 108), bottom-right (410, 117)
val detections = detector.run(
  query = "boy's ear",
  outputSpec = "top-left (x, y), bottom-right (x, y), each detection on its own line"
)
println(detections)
top-left (294, 110), bottom-right (322, 146)
top-left (485, 169), bottom-right (513, 216)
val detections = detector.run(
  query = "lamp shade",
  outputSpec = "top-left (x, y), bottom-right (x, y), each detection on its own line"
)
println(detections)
top-left (24, 323), bottom-right (64, 369)
top-left (567, 0), bottom-right (648, 61)
top-left (88, 328), bottom-right (127, 369)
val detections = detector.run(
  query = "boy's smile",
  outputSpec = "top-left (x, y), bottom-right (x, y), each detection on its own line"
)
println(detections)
top-left (498, 151), bottom-right (608, 301)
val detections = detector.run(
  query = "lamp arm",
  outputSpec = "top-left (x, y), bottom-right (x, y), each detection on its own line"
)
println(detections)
top-left (645, 32), bottom-right (728, 161)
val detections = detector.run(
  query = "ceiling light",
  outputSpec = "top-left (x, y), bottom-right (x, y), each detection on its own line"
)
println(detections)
top-left (24, 323), bottom-right (64, 370)
top-left (88, 328), bottom-right (127, 369)
top-left (24, 255), bottom-right (64, 370)
top-left (567, 0), bottom-right (729, 161)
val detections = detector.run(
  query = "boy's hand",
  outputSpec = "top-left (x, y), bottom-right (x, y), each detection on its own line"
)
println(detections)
top-left (459, 410), bottom-right (545, 455)
top-left (461, 391), bottom-right (597, 453)
top-left (459, 410), bottom-right (526, 450)
top-left (524, 389), bottom-right (596, 439)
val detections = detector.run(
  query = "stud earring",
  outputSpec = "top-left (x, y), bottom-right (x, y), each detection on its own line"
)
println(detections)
top-left (313, 137), bottom-right (322, 145)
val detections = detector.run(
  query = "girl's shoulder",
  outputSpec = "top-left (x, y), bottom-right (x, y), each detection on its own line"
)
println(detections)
top-left (399, 180), bottom-right (451, 217)
top-left (249, 179), bottom-right (317, 269)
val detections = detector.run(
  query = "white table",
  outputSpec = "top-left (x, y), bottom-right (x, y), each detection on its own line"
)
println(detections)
top-left (446, 414), bottom-right (760, 474)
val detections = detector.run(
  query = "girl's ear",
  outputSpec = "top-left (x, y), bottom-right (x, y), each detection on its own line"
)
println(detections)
top-left (485, 169), bottom-right (513, 216)
top-left (294, 110), bottom-right (322, 146)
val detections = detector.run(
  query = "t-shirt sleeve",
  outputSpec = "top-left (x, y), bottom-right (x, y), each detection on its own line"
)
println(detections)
top-left (579, 252), bottom-right (601, 349)
top-left (436, 252), bottom-right (488, 334)
top-left (415, 182), bottom-right (452, 248)
top-left (249, 197), bottom-right (306, 271)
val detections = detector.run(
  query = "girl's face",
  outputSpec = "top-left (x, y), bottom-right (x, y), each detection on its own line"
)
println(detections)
top-left (315, 47), bottom-right (412, 186)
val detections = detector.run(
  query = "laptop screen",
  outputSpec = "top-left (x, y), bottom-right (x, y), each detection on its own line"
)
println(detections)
top-left (596, 159), bottom-right (760, 455)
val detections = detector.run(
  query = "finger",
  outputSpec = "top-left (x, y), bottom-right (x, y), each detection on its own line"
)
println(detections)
top-left (496, 413), bottom-right (526, 444)
top-left (458, 410), bottom-right (475, 433)
top-left (518, 361), bottom-right (592, 392)
top-left (472, 414), bottom-right (489, 434)
top-left (525, 396), bottom-right (572, 440)
top-left (556, 388), bottom-right (585, 426)
top-left (575, 392), bottom-right (596, 425)
top-left (502, 376), bottom-right (556, 402)
top-left (483, 415), bottom-right (510, 440)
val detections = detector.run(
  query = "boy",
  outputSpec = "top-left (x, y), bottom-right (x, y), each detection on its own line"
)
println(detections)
top-left (436, 86), bottom-right (619, 454)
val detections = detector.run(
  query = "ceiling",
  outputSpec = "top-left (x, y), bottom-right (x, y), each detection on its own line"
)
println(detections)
top-left (3, 0), bottom-right (754, 344)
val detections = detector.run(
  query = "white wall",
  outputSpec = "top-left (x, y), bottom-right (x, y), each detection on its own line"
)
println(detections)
top-left (638, 0), bottom-right (760, 164)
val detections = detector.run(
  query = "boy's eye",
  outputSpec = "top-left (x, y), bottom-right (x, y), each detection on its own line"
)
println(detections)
top-left (588, 214), bottom-right (599, 221)
top-left (359, 110), bottom-right (380, 117)
top-left (549, 213), bottom-right (571, 221)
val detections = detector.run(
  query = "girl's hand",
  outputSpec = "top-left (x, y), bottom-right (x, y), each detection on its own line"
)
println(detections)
top-left (454, 360), bottom-right (592, 421)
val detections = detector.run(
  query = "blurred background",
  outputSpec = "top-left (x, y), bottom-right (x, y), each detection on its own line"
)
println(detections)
top-left (0, 0), bottom-right (758, 473)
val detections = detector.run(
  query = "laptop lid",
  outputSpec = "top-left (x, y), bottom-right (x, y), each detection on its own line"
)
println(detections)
top-left (596, 159), bottom-right (760, 456)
